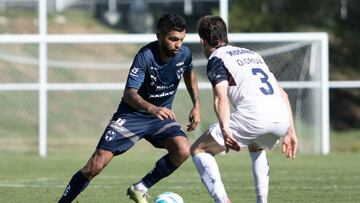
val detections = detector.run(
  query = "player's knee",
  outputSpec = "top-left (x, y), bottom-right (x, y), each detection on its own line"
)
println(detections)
top-left (81, 162), bottom-right (105, 179)
top-left (190, 140), bottom-right (206, 157)
top-left (190, 144), bottom-right (199, 157)
top-left (177, 146), bottom-right (190, 160)
top-left (248, 143), bottom-right (264, 152)
top-left (172, 138), bottom-right (190, 160)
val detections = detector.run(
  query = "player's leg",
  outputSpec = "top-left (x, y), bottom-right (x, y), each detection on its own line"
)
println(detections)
top-left (248, 144), bottom-right (269, 203)
top-left (127, 120), bottom-right (189, 203)
top-left (248, 121), bottom-right (289, 203)
top-left (59, 113), bottom-right (140, 203)
top-left (190, 130), bottom-right (231, 203)
top-left (133, 135), bottom-right (190, 192)
top-left (58, 149), bottom-right (113, 203)
top-left (162, 135), bottom-right (190, 165)
top-left (81, 149), bottom-right (114, 180)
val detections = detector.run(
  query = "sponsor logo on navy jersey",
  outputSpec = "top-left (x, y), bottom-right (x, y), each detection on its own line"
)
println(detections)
top-left (149, 66), bottom-right (158, 86)
top-left (149, 90), bottom-right (175, 98)
top-left (155, 84), bottom-right (174, 91)
top-left (208, 71), bottom-right (222, 81)
top-left (176, 61), bottom-right (184, 66)
top-left (115, 118), bottom-right (126, 126)
top-left (130, 67), bottom-right (140, 77)
top-left (63, 184), bottom-right (71, 196)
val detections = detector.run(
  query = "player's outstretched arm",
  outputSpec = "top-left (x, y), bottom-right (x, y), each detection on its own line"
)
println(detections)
top-left (276, 81), bottom-right (298, 159)
top-left (282, 127), bottom-right (298, 159)
top-left (123, 87), bottom-right (175, 120)
top-left (213, 81), bottom-right (240, 152)
top-left (183, 71), bottom-right (201, 131)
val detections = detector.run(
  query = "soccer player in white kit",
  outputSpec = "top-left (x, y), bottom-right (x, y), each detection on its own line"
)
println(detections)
top-left (190, 16), bottom-right (298, 203)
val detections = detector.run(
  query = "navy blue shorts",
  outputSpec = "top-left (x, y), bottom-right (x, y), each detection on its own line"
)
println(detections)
top-left (96, 113), bottom-right (187, 155)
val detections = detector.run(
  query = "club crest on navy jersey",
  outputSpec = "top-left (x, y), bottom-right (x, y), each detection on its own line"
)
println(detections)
top-left (176, 67), bottom-right (185, 79)
top-left (104, 130), bottom-right (116, 141)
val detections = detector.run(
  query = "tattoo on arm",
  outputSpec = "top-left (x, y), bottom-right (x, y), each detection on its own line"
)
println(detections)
top-left (184, 71), bottom-right (200, 107)
top-left (123, 88), bottom-right (155, 112)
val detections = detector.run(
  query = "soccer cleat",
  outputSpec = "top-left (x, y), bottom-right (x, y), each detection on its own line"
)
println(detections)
top-left (127, 185), bottom-right (149, 203)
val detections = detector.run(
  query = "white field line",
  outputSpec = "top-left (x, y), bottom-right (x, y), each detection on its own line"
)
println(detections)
top-left (1, 176), bottom-right (360, 190)
top-left (1, 182), bottom-right (359, 191)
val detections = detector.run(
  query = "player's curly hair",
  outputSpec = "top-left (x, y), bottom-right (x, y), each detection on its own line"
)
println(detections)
top-left (198, 15), bottom-right (228, 48)
top-left (157, 14), bottom-right (186, 35)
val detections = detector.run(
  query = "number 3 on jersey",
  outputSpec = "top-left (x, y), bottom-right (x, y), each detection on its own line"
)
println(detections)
top-left (252, 68), bottom-right (274, 95)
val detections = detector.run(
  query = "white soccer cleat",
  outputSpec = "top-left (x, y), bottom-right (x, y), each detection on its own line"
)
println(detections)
top-left (126, 185), bottom-right (149, 203)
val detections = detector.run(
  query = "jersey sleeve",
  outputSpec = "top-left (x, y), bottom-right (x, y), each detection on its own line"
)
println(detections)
top-left (207, 57), bottom-right (228, 87)
top-left (125, 53), bottom-right (146, 90)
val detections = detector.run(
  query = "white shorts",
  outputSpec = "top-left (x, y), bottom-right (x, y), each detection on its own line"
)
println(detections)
top-left (209, 111), bottom-right (289, 150)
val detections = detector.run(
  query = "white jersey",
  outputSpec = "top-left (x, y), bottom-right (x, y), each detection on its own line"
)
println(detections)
top-left (207, 45), bottom-right (290, 148)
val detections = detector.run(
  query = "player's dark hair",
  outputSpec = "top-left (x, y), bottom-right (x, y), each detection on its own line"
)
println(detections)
top-left (198, 15), bottom-right (228, 48)
top-left (157, 14), bottom-right (186, 35)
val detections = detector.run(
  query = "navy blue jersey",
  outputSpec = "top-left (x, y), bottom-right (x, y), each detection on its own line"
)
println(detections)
top-left (116, 41), bottom-right (193, 115)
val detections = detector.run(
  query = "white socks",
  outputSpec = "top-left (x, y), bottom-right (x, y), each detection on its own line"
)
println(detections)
top-left (250, 150), bottom-right (269, 203)
top-left (192, 152), bottom-right (229, 203)
top-left (134, 181), bottom-right (149, 193)
top-left (193, 150), bottom-right (269, 203)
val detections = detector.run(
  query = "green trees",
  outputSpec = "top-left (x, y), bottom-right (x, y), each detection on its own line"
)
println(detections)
top-left (228, 0), bottom-right (360, 130)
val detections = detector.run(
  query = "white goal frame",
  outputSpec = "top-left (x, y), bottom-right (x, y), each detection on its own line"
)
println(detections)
top-left (0, 32), bottom-right (331, 156)
top-left (4, 0), bottom-right (360, 157)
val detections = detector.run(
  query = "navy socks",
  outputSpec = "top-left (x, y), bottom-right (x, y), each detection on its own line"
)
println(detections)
top-left (59, 155), bottom-right (178, 202)
top-left (141, 154), bottom-right (178, 188)
top-left (58, 170), bottom-right (89, 203)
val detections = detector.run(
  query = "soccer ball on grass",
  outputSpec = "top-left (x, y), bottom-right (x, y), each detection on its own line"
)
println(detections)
top-left (154, 191), bottom-right (184, 203)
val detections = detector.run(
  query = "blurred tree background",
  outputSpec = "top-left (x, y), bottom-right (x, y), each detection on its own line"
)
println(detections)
top-left (228, 0), bottom-right (360, 130)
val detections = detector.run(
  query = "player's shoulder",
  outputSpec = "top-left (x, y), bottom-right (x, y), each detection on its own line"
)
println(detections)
top-left (179, 44), bottom-right (192, 56)
top-left (138, 41), bottom-right (157, 54)
top-left (135, 41), bottom-right (158, 62)
top-left (170, 45), bottom-right (191, 64)
top-left (180, 44), bottom-right (191, 52)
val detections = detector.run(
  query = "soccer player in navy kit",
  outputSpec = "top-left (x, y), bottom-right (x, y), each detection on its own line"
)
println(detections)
top-left (58, 14), bottom-right (200, 203)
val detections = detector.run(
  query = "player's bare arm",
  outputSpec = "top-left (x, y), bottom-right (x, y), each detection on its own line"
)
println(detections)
top-left (183, 70), bottom-right (201, 131)
top-left (213, 81), bottom-right (240, 152)
top-left (276, 81), bottom-right (298, 159)
top-left (123, 87), bottom-right (175, 120)
top-left (282, 127), bottom-right (297, 159)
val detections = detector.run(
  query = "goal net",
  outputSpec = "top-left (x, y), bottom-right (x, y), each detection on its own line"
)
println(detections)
top-left (0, 33), bottom-right (329, 155)
top-left (187, 33), bottom-right (329, 154)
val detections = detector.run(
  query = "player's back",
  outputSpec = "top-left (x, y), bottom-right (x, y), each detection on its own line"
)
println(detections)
top-left (208, 45), bottom-right (288, 124)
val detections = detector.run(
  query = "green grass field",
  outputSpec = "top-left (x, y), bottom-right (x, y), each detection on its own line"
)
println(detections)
top-left (1, 142), bottom-right (359, 203)
top-left (1, 8), bottom-right (359, 203)
top-left (1, 88), bottom-right (359, 202)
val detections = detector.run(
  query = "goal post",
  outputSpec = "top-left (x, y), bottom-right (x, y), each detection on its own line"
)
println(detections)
top-left (187, 33), bottom-right (330, 154)
top-left (0, 32), bottom-right (329, 156)
top-left (232, 33), bottom-right (330, 155)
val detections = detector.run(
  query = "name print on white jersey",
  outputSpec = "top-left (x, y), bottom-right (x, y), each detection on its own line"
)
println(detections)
top-left (237, 57), bottom-right (264, 66)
